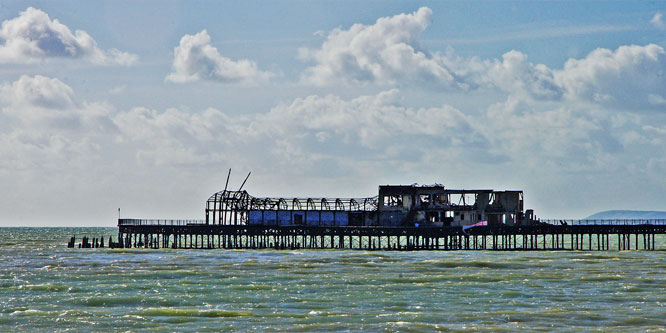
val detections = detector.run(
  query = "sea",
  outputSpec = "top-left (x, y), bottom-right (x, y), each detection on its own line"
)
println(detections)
top-left (1, 227), bottom-right (665, 331)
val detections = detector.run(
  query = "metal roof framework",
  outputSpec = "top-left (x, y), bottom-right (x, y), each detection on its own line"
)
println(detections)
top-left (205, 190), bottom-right (378, 225)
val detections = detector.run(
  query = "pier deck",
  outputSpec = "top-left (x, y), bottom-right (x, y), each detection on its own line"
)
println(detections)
top-left (111, 219), bottom-right (666, 251)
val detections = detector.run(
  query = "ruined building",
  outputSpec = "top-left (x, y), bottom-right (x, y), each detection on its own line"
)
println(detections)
top-left (206, 184), bottom-right (533, 227)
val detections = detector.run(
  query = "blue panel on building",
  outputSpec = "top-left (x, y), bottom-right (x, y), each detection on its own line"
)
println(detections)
top-left (320, 212), bottom-right (334, 226)
top-left (306, 212), bottom-right (320, 226)
top-left (249, 211), bottom-right (263, 225)
top-left (278, 211), bottom-right (291, 225)
top-left (336, 212), bottom-right (349, 226)
top-left (263, 211), bottom-right (277, 225)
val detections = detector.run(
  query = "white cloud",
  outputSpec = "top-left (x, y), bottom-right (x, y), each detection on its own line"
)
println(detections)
top-left (651, 12), bottom-right (665, 29)
top-left (0, 75), bottom-right (115, 132)
top-left (112, 106), bottom-right (237, 166)
top-left (0, 75), bottom-right (122, 225)
top-left (0, 75), bottom-right (117, 200)
top-left (166, 29), bottom-right (274, 84)
top-left (107, 48), bottom-right (139, 66)
top-left (0, 130), bottom-right (99, 171)
top-left (477, 91), bottom-right (666, 218)
top-left (0, 7), bottom-right (137, 65)
top-left (299, 7), bottom-right (462, 87)
top-left (257, 89), bottom-right (483, 150)
top-left (1, 74), bottom-right (80, 131)
top-left (110, 89), bottom-right (486, 169)
top-left (486, 50), bottom-right (563, 100)
top-left (465, 44), bottom-right (666, 109)
top-left (477, 44), bottom-right (666, 109)
top-left (485, 97), bottom-right (618, 169)
top-left (3, 74), bottom-right (656, 185)
top-left (555, 44), bottom-right (666, 110)
top-left (1, 74), bottom-right (74, 110)
top-left (298, 7), bottom-right (666, 111)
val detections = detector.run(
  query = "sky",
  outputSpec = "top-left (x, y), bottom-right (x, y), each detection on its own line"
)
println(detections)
top-left (0, 1), bottom-right (665, 226)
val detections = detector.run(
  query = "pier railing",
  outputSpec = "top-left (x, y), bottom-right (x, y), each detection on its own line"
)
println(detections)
top-left (118, 219), bottom-right (206, 226)
top-left (119, 218), bottom-right (666, 227)
top-left (542, 219), bottom-right (666, 226)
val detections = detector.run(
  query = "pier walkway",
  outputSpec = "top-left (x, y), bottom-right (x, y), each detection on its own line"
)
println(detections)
top-left (111, 219), bottom-right (666, 251)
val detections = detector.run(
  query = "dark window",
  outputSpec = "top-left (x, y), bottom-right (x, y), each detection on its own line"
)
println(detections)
top-left (349, 213), bottom-right (363, 226)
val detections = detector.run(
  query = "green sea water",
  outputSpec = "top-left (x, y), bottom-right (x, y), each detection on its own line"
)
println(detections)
top-left (1, 227), bottom-right (665, 331)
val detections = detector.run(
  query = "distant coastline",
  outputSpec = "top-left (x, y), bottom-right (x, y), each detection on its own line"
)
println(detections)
top-left (585, 210), bottom-right (666, 220)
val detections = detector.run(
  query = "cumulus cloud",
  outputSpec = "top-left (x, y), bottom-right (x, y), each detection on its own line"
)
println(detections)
top-left (110, 90), bottom-right (486, 168)
top-left (166, 29), bottom-right (274, 84)
top-left (258, 89), bottom-right (483, 150)
top-left (298, 6), bottom-right (666, 111)
top-left (482, 91), bottom-right (666, 215)
top-left (555, 44), bottom-right (666, 109)
top-left (0, 130), bottom-right (99, 170)
top-left (0, 74), bottom-right (118, 201)
top-left (1, 74), bottom-right (74, 109)
top-left (651, 12), bottom-right (665, 29)
top-left (0, 75), bottom-right (115, 131)
top-left (1, 74), bottom-right (80, 130)
top-left (471, 44), bottom-right (666, 109)
top-left (479, 44), bottom-right (666, 166)
top-left (29, 72), bottom-right (655, 178)
top-left (486, 50), bottom-right (563, 100)
top-left (485, 97), bottom-right (621, 170)
top-left (113, 106), bottom-right (237, 166)
top-left (299, 7), bottom-right (463, 87)
top-left (0, 7), bottom-right (137, 65)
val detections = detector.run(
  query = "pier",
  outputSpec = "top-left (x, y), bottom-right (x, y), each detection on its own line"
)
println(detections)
top-left (71, 180), bottom-right (666, 251)
top-left (112, 219), bottom-right (666, 251)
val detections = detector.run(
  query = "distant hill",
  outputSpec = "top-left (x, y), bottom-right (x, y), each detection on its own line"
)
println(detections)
top-left (585, 210), bottom-right (666, 220)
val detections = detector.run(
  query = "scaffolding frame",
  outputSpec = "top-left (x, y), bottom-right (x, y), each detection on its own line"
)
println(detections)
top-left (205, 190), bottom-right (378, 225)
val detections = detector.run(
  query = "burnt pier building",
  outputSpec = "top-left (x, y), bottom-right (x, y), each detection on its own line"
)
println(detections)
top-left (104, 182), bottom-right (666, 251)
top-left (206, 184), bottom-right (528, 228)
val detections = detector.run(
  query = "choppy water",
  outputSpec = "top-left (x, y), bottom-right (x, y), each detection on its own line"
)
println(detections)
top-left (1, 227), bottom-right (665, 331)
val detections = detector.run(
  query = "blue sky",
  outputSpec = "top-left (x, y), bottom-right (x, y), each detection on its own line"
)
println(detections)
top-left (0, 1), bottom-right (665, 226)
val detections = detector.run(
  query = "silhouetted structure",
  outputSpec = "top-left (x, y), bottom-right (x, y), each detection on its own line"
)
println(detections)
top-left (205, 184), bottom-right (529, 228)
top-left (103, 183), bottom-right (666, 251)
top-left (69, 171), bottom-right (666, 251)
